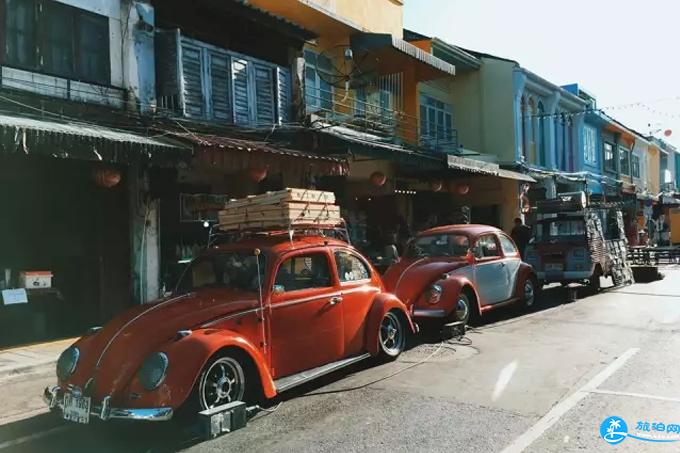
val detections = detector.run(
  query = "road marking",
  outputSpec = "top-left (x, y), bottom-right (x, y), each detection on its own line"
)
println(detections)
top-left (0, 426), bottom-right (69, 450)
top-left (587, 389), bottom-right (680, 403)
top-left (499, 347), bottom-right (639, 453)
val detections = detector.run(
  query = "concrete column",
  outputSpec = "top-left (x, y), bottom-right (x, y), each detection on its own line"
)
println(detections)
top-left (121, 0), bottom-right (157, 115)
top-left (544, 177), bottom-right (557, 198)
top-left (572, 113), bottom-right (585, 173)
top-left (545, 92), bottom-right (561, 170)
top-left (128, 162), bottom-right (161, 304)
top-left (513, 72), bottom-right (527, 164)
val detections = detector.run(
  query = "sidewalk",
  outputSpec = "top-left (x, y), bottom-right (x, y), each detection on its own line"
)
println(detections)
top-left (0, 338), bottom-right (78, 380)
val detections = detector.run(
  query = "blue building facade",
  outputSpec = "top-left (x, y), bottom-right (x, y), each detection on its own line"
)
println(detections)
top-left (512, 70), bottom-right (586, 200)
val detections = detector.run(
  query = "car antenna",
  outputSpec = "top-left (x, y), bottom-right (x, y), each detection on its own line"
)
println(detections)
top-left (254, 248), bottom-right (267, 352)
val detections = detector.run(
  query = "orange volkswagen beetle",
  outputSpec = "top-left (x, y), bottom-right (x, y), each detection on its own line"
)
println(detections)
top-left (382, 225), bottom-right (538, 326)
top-left (44, 234), bottom-right (414, 424)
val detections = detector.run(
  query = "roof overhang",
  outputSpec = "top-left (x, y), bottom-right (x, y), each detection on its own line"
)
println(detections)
top-left (0, 114), bottom-right (190, 166)
top-left (169, 132), bottom-right (349, 176)
top-left (350, 33), bottom-right (456, 82)
top-left (313, 126), bottom-right (444, 170)
top-left (245, 0), bottom-right (361, 39)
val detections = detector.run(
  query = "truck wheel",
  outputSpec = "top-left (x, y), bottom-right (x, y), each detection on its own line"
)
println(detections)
top-left (589, 268), bottom-right (602, 293)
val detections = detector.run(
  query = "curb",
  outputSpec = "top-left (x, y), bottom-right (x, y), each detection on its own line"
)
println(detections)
top-left (0, 359), bottom-right (57, 381)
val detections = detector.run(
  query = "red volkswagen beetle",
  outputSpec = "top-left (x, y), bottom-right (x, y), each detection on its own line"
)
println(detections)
top-left (382, 225), bottom-right (538, 326)
top-left (44, 234), bottom-right (414, 424)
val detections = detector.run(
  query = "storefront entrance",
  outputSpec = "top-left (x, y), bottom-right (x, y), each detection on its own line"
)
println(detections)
top-left (0, 155), bottom-right (131, 348)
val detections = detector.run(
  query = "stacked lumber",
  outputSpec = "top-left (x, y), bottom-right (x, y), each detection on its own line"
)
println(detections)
top-left (606, 211), bottom-right (634, 286)
top-left (218, 188), bottom-right (342, 231)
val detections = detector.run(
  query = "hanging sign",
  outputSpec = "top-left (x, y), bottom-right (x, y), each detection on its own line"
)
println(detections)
top-left (2, 288), bottom-right (28, 305)
top-left (180, 194), bottom-right (233, 222)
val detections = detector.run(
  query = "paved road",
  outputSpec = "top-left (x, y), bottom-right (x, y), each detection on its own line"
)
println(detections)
top-left (2, 272), bottom-right (680, 452)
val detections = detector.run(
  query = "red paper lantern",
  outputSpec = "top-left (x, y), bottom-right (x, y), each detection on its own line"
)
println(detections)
top-left (430, 180), bottom-right (443, 192)
top-left (456, 183), bottom-right (470, 195)
top-left (664, 129), bottom-right (673, 137)
top-left (370, 171), bottom-right (386, 187)
top-left (248, 167), bottom-right (268, 182)
top-left (93, 169), bottom-right (122, 188)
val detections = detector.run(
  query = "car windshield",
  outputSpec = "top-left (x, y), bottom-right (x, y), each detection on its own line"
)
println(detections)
top-left (176, 250), bottom-right (267, 293)
top-left (534, 218), bottom-right (586, 243)
top-left (404, 234), bottom-right (470, 259)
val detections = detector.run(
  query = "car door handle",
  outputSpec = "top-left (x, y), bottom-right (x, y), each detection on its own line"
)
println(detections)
top-left (329, 296), bottom-right (343, 305)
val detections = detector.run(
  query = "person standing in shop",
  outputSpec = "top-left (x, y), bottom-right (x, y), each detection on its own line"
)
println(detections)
top-left (510, 217), bottom-right (532, 260)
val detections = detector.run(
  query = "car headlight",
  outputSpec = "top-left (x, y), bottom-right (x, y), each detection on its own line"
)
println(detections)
top-left (427, 285), bottom-right (443, 304)
top-left (139, 352), bottom-right (169, 392)
top-left (56, 347), bottom-right (80, 381)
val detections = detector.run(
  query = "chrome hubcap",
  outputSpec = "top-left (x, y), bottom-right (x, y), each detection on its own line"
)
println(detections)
top-left (525, 280), bottom-right (535, 306)
top-left (199, 357), bottom-right (245, 409)
top-left (380, 312), bottom-right (404, 354)
top-left (456, 298), bottom-right (469, 321)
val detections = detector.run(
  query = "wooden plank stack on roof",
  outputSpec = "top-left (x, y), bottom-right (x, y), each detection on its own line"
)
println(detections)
top-left (218, 188), bottom-right (342, 231)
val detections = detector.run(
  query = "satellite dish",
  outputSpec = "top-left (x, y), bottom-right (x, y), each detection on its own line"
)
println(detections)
top-left (316, 45), bottom-right (379, 100)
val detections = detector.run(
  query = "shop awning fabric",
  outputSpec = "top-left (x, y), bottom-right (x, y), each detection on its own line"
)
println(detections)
top-left (172, 133), bottom-right (349, 176)
top-left (350, 33), bottom-right (456, 81)
top-left (0, 113), bottom-right (189, 166)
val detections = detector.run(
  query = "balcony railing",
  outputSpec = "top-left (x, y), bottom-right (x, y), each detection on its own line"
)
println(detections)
top-left (305, 83), bottom-right (458, 153)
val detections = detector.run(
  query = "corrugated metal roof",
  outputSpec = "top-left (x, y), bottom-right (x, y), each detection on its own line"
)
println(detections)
top-left (169, 132), bottom-right (349, 176)
top-left (350, 33), bottom-right (456, 77)
top-left (0, 113), bottom-right (190, 166)
top-left (497, 168), bottom-right (537, 183)
top-left (315, 127), bottom-right (445, 169)
top-left (227, 0), bottom-right (317, 40)
top-left (447, 155), bottom-right (498, 175)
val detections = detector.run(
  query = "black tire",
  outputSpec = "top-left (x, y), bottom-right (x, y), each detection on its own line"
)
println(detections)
top-left (378, 310), bottom-right (406, 360)
top-left (522, 277), bottom-right (537, 311)
top-left (450, 290), bottom-right (479, 326)
top-left (589, 267), bottom-right (602, 293)
top-left (178, 349), bottom-right (260, 423)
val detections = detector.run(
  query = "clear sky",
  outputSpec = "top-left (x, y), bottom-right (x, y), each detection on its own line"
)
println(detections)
top-left (403, 0), bottom-right (680, 146)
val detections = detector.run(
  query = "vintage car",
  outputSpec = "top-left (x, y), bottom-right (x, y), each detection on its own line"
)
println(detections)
top-left (382, 224), bottom-right (537, 326)
top-left (43, 234), bottom-right (415, 424)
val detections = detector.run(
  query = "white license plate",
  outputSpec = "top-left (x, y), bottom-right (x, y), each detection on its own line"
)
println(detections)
top-left (63, 394), bottom-right (91, 424)
top-left (545, 263), bottom-right (563, 271)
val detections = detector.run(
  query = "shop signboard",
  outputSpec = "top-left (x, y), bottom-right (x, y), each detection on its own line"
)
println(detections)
top-left (180, 194), bottom-right (232, 222)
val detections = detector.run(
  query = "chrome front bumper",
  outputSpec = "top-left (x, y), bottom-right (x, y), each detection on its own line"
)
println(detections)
top-left (43, 386), bottom-right (173, 422)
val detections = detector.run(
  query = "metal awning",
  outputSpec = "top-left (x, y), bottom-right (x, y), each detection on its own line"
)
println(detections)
top-left (169, 132), bottom-right (349, 176)
top-left (497, 168), bottom-right (537, 183)
top-left (314, 127), bottom-right (445, 170)
top-left (447, 155), bottom-right (498, 175)
top-left (350, 33), bottom-right (456, 82)
top-left (0, 113), bottom-right (190, 166)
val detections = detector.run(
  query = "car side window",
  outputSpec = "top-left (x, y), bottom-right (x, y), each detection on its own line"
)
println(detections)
top-left (334, 251), bottom-right (371, 283)
top-left (274, 253), bottom-right (332, 293)
top-left (475, 235), bottom-right (500, 259)
top-left (499, 234), bottom-right (519, 257)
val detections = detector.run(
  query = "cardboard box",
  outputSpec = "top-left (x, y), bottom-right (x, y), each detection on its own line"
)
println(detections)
top-left (20, 271), bottom-right (53, 289)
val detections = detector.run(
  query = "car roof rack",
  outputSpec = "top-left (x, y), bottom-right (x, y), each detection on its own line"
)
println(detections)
top-left (207, 220), bottom-right (351, 248)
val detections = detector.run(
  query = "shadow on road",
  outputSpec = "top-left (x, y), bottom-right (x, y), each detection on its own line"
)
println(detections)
top-left (0, 283), bottom-right (603, 453)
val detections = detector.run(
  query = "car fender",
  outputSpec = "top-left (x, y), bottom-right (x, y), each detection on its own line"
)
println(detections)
top-left (439, 275), bottom-right (481, 316)
top-left (515, 262), bottom-right (537, 298)
top-left (365, 293), bottom-right (415, 356)
top-left (127, 328), bottom-right (276, 409)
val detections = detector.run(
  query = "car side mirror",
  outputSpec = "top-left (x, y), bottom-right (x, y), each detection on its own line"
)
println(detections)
top-left (465, 249), bottom-right (475, 263)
